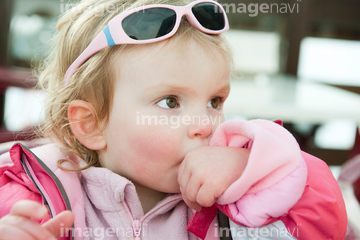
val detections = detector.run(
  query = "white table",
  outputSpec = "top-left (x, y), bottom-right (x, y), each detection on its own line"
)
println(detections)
top-left (224, 75), bottom-right (360, 124)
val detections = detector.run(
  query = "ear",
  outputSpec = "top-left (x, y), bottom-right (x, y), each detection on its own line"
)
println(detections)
top-left (68, 100), bottom-right (107, 150)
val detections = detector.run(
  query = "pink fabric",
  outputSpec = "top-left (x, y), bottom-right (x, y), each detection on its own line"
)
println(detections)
top-left (188, 119), bottom-right (307, 237)
top-left (79, 166), bottom-right (199, 240)
top-left (211, 119), bottom-right (304, 202)
top-left (0, 144), bottom-right (86, 239)
top-left (0, 147), bottom-right (45, 221)
top-left (279, 152), bottom-right (347, 240)
top-left (227, 157), bottom-right (307, 227)
top-left (211, 119), bottom-right (346, 239)
top-left (213, 119), bottom-right (307, 226)
top-left (9, 145), bottom-right (67, 219)
top-left (29, 144), bottom-right (86, 239)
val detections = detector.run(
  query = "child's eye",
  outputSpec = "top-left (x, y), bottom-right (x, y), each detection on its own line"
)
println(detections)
top-left (157, 96), bottom-right (179, 109)
top-left (207, 97), bottom-right (222, 109)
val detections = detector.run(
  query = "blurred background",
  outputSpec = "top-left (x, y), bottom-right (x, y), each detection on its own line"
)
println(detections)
top-left (0, 0), bottom-right (360, 235)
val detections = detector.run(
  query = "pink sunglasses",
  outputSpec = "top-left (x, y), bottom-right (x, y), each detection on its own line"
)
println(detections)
top-left (64, 0), bottom-right (229, 85)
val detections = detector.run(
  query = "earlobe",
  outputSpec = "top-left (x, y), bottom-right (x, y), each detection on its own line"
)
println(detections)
top-left (68, 100), bottom-right (107, 150)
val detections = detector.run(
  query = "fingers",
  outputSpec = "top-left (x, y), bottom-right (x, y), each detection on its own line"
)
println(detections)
top-left (196, 184), bottom-right (217, 207)
top-left (179, 160), bottom-right (216, 211)
top-left (0, 215), bottom-right (56, 240)
top-left (43, 210), bottom-right (74, 238)
top-left (177, 158), bottom-right (190, 191)
top-left (178, 146), bottom-right (250, 212)
top-left (185, 177), bottom-right (217, 207)
top-left (178, 158), bottom-right (200, 210)
top-left (10, 200), bottom-right (48, 220)
top-left (180, 178), bottom-right (217, 211)
top-left (0, 200), bottom-right (74, 240)
top-left (0, 200), bottom-right (57, 240)
top-left (0, 224), bottom-right (36, 240)
top-left (181, 175), bottom-right (202, 212)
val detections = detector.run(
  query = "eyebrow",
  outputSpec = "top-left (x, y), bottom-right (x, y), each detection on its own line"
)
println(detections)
top-left (143, 84), bottom-right (194, 95)
top-left (143, 82), bottom-right (231, 97)
top-left (217, 84), bottom-right (231, 96)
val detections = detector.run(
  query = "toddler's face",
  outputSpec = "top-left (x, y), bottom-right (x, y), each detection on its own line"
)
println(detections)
top-left (100, 39), bottom-right (230, 193)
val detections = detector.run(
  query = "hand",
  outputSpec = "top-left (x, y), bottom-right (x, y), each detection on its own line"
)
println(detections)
top-left (178, 146), bottom-right (249, 211)
top-left (0, 200), bottom-right (74, 240)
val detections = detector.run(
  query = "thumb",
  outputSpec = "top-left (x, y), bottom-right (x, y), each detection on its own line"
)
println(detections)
top-left (42, 210), bottom-right (74, 238)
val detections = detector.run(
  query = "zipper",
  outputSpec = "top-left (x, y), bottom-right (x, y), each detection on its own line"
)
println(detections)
top-left (132, 219), bottom-right (141, 240)
top-left (19, 145), bottom-right (74, 240)
top-left (121, 195), bottom-right (182, 240)
top-left (20, 155), bottom-right (55, 217)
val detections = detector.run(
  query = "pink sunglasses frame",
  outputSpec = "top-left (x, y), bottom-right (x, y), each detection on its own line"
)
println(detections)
top-left (64, 0), bottom-right (229, 85)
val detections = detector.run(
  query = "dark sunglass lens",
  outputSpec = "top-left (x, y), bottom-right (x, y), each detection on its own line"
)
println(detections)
top-left (192, 3), bottom-right (225, 31)
top-left (122, 8), bottom-right (176, 40)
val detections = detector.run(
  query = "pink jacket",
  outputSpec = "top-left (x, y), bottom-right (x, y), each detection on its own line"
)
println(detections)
top-left (0, 119), bottom-right (347, 239)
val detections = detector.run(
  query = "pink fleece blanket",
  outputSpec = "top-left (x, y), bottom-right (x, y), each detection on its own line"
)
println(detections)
top-left (213, 119), bottom-right (304, 203)
top-left (188, 119), bottom-right (307, 239)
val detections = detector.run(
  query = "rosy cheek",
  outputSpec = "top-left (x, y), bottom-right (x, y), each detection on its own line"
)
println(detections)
top-left (128, 126), bottom-right (180, 163)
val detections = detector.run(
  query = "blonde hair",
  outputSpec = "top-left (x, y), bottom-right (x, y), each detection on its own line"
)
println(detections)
top-left (37, 0), bottom-right (233, 170)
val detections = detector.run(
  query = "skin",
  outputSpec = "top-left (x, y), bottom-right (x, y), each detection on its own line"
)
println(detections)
top-left (0, 200), bottom-right (74, 240)
top-left (99, 39), bottom-right (249, 212)
top-left (0, 38), bottom-right (249, 239)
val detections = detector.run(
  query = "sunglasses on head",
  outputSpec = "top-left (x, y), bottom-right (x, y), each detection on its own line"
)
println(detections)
top-left (64, 0), bottom-right (229, 84)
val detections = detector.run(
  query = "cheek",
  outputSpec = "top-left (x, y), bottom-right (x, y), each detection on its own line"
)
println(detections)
top-left (128, 126), bottom-right (181, 163)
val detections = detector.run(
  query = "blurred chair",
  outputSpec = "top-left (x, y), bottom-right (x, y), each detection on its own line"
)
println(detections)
top-left (4, 86), bottom-right (45, 132)
top-left (0, 67), bottom-right (43, 147)
top-left (297, 37), bottom-right (360, 153)
top-left (298, 37), bottom-right (360, 87)
top-left (223, 29), bottom-right (281, 76)
top-left (351, 127), bottom-right (360, 159)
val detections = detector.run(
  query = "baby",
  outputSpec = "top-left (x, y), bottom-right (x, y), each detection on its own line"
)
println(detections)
top-left (0, 0), bottom-right (347, 239)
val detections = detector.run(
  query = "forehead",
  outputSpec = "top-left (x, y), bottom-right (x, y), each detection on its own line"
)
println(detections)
top-left (112, 38), bottom-right (231, 91)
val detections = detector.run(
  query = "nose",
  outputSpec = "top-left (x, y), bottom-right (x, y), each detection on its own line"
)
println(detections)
top-left (187, 115), bottom-right (213, 139)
